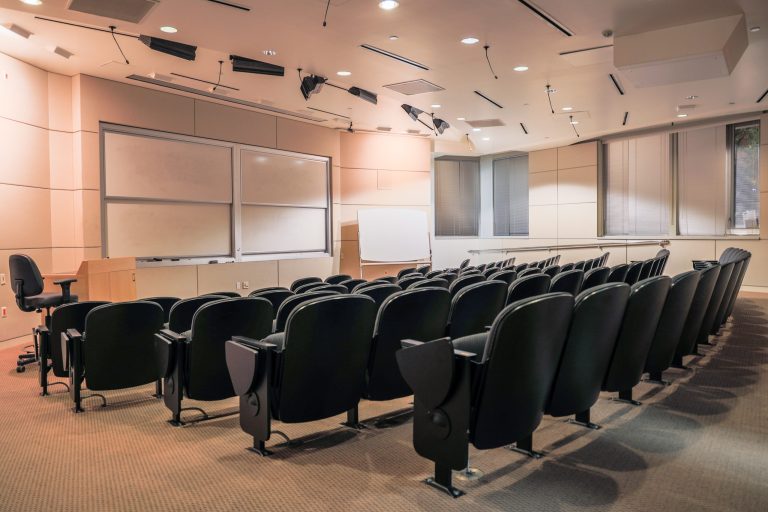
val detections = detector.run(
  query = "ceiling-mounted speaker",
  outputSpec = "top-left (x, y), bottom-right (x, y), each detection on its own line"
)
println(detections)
top-left (138, 35), bottom-right (197, 60)
top-left (301, 75), bottom-right (327, 100)
top-left (230, 55), bottom-right (285, 76)
top-left (348, 87), bottom-right (377, 105)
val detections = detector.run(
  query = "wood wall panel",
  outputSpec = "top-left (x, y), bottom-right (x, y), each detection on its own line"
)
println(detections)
top-left (0, 117), bottom-right (51, 188)
top-left (0, 53), bottom-right (49, 128)
top-left (194, 100), bottom-right (276, 148)
top-left (528, 148), bottom-right (557, 173)
top-left (276, 117), bottom-right (340, 163)
top-left (557, 142), bottom-right (598, 169)
top-left (341, 132), bottom-right (430, 171)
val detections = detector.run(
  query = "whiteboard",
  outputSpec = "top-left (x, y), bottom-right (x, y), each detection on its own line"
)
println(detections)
top-left (358, 208), bottom-right (431, 262)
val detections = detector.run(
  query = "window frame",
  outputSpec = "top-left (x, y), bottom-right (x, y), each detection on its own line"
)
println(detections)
top-left (726, 120), bottom-right (760, 234)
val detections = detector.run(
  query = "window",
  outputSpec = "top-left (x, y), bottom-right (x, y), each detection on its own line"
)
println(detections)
top-left (434, 158), bottom-right (480, 236)
top-left (493, 156), bottom-right (529, 236)
top-left (730, 122), bottom-right (760, 229)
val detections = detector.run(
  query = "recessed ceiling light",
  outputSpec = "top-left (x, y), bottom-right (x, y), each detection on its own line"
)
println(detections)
top-left (20, 0), bottom-right (42, 5)
top-left (569, 120), bottom-right (579, 125)
top-left (561, 106), bottom-right (573, 111)
top-left (263, 49), bottom-right (277, 56)
top-left (750, 26), bottom-right (760, 32)
top-left (457, 117), bottom-right (465, 121)
top-left (461, 37), bottom-right (479, 45)
top-left (337, 70), bottom-right (352, 76)
top-left (513, 65), bottom-right (529, 72)
top-left (431, 104), bottom-right (441, 108)
top-left (472, 128), bottom-right (481, 132)
top-left (160, 26), bottom-right (177, 33)
top-left (388, 35), bottom-right (399, 41)
top-left (379, 0), bottom-right (399, 10)
top-left (677, 113), bottom-right (688, 118)
top-left (685, 95), bottom-right (698, 100)
top-left (482, 137), bottom-right (490, 141)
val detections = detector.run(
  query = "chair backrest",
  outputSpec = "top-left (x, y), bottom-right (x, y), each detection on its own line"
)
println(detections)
top-left (376, 276), bottom-right (398, 284)
top-left (549, 269), bottom-right (584, 295)
top-left (624, 261), bottom-right (643, 284)
top-left (542, 265), bottom-right (561, 278)
top-left (435, 272), bottom-right (458, 284)
top-left (459, 259), bottom-right (471, 269)
top-left (312, 284), bottom-right (349, 294)
top-left (290, 277), bottom-right (322, 292)
top-left (168, 296), bottom-right (227, 333)
top-left (339, 279), bottom-right (367, 292)
top-left (49, 301), bottom-right (110, 377)
top-left (514, 263), bottom-right (529, 272)
top-left (507, 273), bottom-right (551, 304)
top-left (9, 254), bottom-right (45, 309)
top-left (471, 293), bottom-right (574, 450)
top-left (675, 264), bottom-right (721, 359)
top-left (447, 281), bottom-right (507, 339)
top-left (368, 288), bottom-right (451, 400)
top-left (713, 259), bottom-right (743, 330)
top-left (517, 267), bottom-right (542, 278)
top-left (354, 283), bottom-right (401, 309)
top-left (695, 261), bottom-right (735, 343)
top-left (546, 283), bottom-right (630, 417)
top-left (325, 274), bottom-right (352, 285)
top-left (655, 249), bottom-right (670, 275)
top-left (724, 252), bottom-right (751, 320)
top-left (638, 259), bottom-right (655, 281)
top-left (397, 268), bottom-right (419, 279)
top-left (607, 264), bottom-right (630, 283)
top-left (488, 270), bottom-right (517, 285)
top-left (142, 297), bottom-right (180, 323)
top-left (598, 252), bottom-right (610, 267)
top-left (83, 301), bottom-right (164, 390)
top-left (573, 261), bottom-right (586, 271)
top-left (203, 291), bottom-right (241, 298)
top-left (581, 267), bottom-right (610, 292)
top-left (448, 273), bottom-right (485, 297)
top-left (582, 259), bottom-right (596, 271)
top-left (274, 290), bottom-right (340, 332)
top-left (416, 265), bottom-right (431, 275)
top-left (560, 262), bottom-right (575, 272)
top-left (352, 280), bottom-right (389, 293)
top-left (248, 289), bottom-right (294, 317)
top-left (294, 281), bottom-right (327, 294)
top-left (482, 268), bottom-right (499, 278)
top-left (276, 295), bottom-right (377, 423)
top-left (397, 275), bottom-right (426, 288)
top-left (603, 276), bottom-right (671, 392)
top-left (186, 297), bottom-right (273, 400)
top-left (409, 278), bottom-right (449, 290)
top-left (425, 270), bottom-right (443, 279)
top-left (644, 271), bottom-right (701, 375)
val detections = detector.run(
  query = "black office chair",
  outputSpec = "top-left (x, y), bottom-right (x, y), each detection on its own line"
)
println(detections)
top-left (294, 281), bottom-right (327, 294)
top-left (36, 301), bottom-right (109, 396)
top-left (446, 281), bottom-right (507, 339)
top-left (225, 295), bottom-right (377, 455)
top-left (312, 284), bottom-right (349, 294)
top-left (325, 274), bottom-right (352, 285)
top-left (409, 278), bottom-right (450, 290)
top-left (249, 288), bottom-right (294, 317)
top-left (506, 273), bottom-right (551, 304)
top-left (354, 283), bottom-right (401, 309)
top-left (396, 293), bottom-right (573, 497)
top-left (339, 278), bottom-right (367, 292)
top-left (550, 269), bottom-right (584, 295)
top-left (581, 267), bottom-right (609, 292)
top-left (643, 271), bottom-right (701, 384)
top-left (673, 265), bottom-right (721, 366)
top-left (63, 301), bottom-right (165, 412)
top-left (542, 265), bottom-right (561, 278)
top-left (624, 261), bottom-right (643, 285)
top-left (607, 264), bottom-right (630, 283)
top-left (9, 254), bottom-right (78, 372)
top-left (168, 296), bottom-right (227, 334)
top-left (448, 274), bottom-right (485, 297)
top-left (398, 275), bottom-right (426, 289)
top-left (602, 276), bottom-right (671, 404)
top-left (517, 267), bottom-right (542, 278)
top-left (203, 291), bottom-right (241, 298)
top-left (273, 290), bottom-right (341, 333)
top-left (142, 297), bottom-right (180, 323)
top-left (488, 270), bottom-right (516, 285)
top-left (290, 277), bottom-right (322, 292)
top-left (156, 297), bottom-right (273, 425)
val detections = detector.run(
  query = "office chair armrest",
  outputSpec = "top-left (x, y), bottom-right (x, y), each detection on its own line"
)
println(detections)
top-left (54, 278), bottom-right (77, 302)
top-left (226, 337), bottom-right (276, 396)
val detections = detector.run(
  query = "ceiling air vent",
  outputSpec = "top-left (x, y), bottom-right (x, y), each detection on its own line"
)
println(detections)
top-left (67, 0), bottom-right (160, 24)
top-left (466, 119), bottom-right (506, 128)
top-left (384, 79), bottom-right (444, 95)
top-left (407, 129), bottom-right (422, 134)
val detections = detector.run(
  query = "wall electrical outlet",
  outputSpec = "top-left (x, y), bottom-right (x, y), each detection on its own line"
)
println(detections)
top-left (1, 307), bottom-right (7, 318)
top-left (242, 281), bottom-right (250, 290)
top-left (236, 281), bottom-right (242, 290)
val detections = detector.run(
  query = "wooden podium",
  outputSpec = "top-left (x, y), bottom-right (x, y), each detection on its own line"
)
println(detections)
top-left (43, 257), bottom-right (137, 302)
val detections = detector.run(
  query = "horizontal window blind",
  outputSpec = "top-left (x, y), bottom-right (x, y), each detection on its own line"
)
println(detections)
top-left (434, 158), bottom-right (480, 236)
top-left (493, 156), bottom-right (529, 236)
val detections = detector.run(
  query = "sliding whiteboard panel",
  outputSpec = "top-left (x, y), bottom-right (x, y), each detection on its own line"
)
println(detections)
top-left (241, 150), bottom-right (328, 207)
top-left (106, 203), bottom-right (231, 258)
top-left (242, 206), bottom-right (327, 254)
top-left (104, 131), bottom-right (233, 202)
top-left (358, 208), bottom-right (430, 262)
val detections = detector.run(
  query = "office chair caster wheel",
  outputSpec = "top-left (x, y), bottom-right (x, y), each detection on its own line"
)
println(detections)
top-left (16, 366), bottom-right (25, 373)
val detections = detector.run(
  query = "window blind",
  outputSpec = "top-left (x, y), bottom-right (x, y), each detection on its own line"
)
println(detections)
top-left (434, 158), bottom-right (480, 236)
top-left (493, 156), bottom-right (529, 236)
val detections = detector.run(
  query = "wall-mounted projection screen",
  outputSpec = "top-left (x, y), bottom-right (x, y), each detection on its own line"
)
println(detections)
top-left (101, 125), bottom-right (331, 262)
top-left (357, 208), bottom-right (431, 262)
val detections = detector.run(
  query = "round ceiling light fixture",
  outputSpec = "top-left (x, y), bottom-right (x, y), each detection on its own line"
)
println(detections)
top-left (561, 106), bottom-right (573, 111)
top-left (431, 104), bottom-right (441, 108)
top-left (160, 26), bottom-right (178, 33)
top-left (513, 65), bottom-right (529, 72)
top-left (749, 26), bottom-right (760, 32)
top-left (379, 1), bottom-right (399, 10)
top-left (388, 35), bottom-right (399, 41)
top-left (457, 117), bottom-right (466, 121)
top-left (569, 120), bottom-right (579, 125)
top-left (461, 37), bottom-right (479, 45)
top-left (472, 128), bottom-right (481, 132)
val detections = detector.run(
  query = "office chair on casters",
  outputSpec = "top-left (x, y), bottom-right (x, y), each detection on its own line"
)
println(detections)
top-left (9, 254), bottom-right (78, 373)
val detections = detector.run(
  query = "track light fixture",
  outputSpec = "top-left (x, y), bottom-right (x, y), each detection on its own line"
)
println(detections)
top-left (401, 104), bottom-right (450, 135)
top-left (300, 74), bottom-right (326, 100)
top-left (433, 116), bottom-right (450, 135)
top-left (139, 35), bottom-right (197, 61)
top-left (545, 84), bottom-right (556, 114)
top-left (402, 104), bottom-right (424, 121)
top-left (300, 68), bottom-right (378, 105)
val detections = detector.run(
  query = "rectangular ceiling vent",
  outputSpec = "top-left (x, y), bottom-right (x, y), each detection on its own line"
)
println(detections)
top-left (67, 0), bottom-right (160, 24)
top-left (407, 129), bottom-right (422, 134)
top-left (466, 119), bottom-right (506, 128)
top-left (384, 79), bottom-right (444, 95)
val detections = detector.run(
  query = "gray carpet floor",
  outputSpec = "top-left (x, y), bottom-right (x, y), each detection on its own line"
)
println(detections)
top-left (0, 297), bottom-right (766, 511)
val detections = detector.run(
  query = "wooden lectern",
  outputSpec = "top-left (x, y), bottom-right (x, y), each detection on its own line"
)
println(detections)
top-left (43, 257), bottom-right (137, 303)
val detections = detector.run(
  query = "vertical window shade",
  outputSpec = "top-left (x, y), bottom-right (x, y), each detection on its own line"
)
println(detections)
top-left (603, 134), bottom-right (670, 235)
top-left (678, 126), bottom-right (727, 236)
top-left (435, 159), bottom-right (480, 236)
top-left (731, 122), bottom-right (760, 229)
top-left (493, 156), bottom-right (529, 235)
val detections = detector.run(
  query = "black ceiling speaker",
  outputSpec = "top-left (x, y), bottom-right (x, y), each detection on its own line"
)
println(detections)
top-left (138, 35), bottom-right (196, 61)
top-left (230, 54), bottom-right (285, 76)
top-left (301, 75), bottom-right (327, 100)
top-left (401, 104), bottom-right (424, 120)
top-left (433, 117), bottom-right (450, 135)
top-left (348, 86), bottom-right (377, 105)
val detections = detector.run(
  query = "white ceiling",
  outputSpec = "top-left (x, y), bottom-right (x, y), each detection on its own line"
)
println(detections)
top-left (0, 0), bottom-right (766, 154)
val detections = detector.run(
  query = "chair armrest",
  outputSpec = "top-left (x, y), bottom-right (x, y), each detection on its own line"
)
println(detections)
top-left (226, 338), bottom-right (275, 396)
top-left (53, 278), bottom-right (77, 286)
top-left (154, 329), bottom-right (187, 378)
top-left (158, 329), bottom-right (187, 343)
top-left (65, 328), bottom-right (82, 341)
top-left (396, 337), bottom-right (463, 410)
top-left (231, 336), bottom-right (278, 352)
top-left (401, 338), bottom-right (427, 349)
top-left (54, 279), bottom-right (77, 302)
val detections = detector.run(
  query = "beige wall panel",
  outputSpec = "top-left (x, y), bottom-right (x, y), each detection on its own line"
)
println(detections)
top-left (716, 239), bottom-right (768, 287)
top-left (0, 117), bottom-right (50, 188)
top-left (605, 247), bottom-right (628, 267)
top-left (762, 115), bottom-right (768, 145)
top-left (197, 260), bottom-right (278, 296)
top-left (558, 165), bottom-right (597, 204)
top-left (0, 53), bottom-right (49, 128)
top-left (528, 148), bottom-right (557, 173)
top-left (50, 190), bottom-right (75, 248)
top-left (759, 146), bottom-right (767, 193)
top-left (276, 117), bottom-right (340, 163)
top-left (332, 203), bottom-right (341, 242)
top-left (529, 171), bottom-right (557, 206)
top-left (0, 185), bottom-right (52, 249)
top-left (557, 142), bottom-right (598, 170)
top-left (0, 248), bottom-right (52, 341)
top-left (761, 192), bottom-right (768, 237)
top-left (340, 132), bottom-right (431, 172)
top-left (278, 257), bottom-right (334, 287)
top-left (49, 131), bottom-right (74, 190)
top-left (341, 168), bottom-right (430, 206)
top-left (529, 205), bottom-right (558, 239)
top-left (431, 238), bottom-right (478, 270)
top-left (75, 131), bottom-right (100, 190)
top-left (625, 243), bottom-right (668, 263)
top-left (332, 165), bottom-right (341, 204)
top-left (135, 265), bottom-right (199, 299)
top-left (339, 204), bottom-right (431, 241)
top-left (558, 203), bottom-right (597, 238)
top-left (51, 247), bottom-right (78, 273)
top-left (194, 100), bottom-right (276, 147)
top-left (661, 240), bottom-right (717, 276)
top-left (47, 73), bottom-right (73, 132)
top-left (554, 239), bottom-right (607, 264)
top-left (332, 241), bottom-right (342, 275)
top-left (79, 190), bottom-right (101, 248)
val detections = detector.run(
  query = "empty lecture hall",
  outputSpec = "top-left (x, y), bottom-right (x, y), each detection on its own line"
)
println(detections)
top-left (0, 0), bottom-right (766, 510)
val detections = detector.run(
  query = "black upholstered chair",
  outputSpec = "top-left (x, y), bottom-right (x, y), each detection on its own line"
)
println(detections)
top-left (376, 276), bottom-right (398, 284)
top-left (398, 275), bottom-right (426, 289)
top-left (550, 269), bottom-right (584, 295)
top-left (352, 280), bottom-right (389, 293)
top-left (506, 273), bottom-right (551, 305)
top-left (294, 281), bottom-right (326, 294)
top-left (721, 251), bottom-right (751, 324)
top-left (602, 276), bottom-right (671, 404)
top-left (156, 297), bottom-right (273, 425)
top-left (542, 265), bottom-right (561, 278)
top-left (482, 268), bottom-right (500, 278)
top-left (397, 268), bottom-right (420, 279)
top-left (488, 270), bottom-right (516, 285)
top-left (312, 284), bottom-right (349, 294)
top-left (624, 261), bottom-right (643, 285)
top-left (396, 293), bottom-right (574, 497)
top-left (695, 261), bottom-right (735, 346)
top-left (712, 259), bottom-right (742, 333)
top-left (435, 272), bottom-right (458, 284)
top-left (249, 288), bottom-right (294, 317)
top-left (643, 271), bottom-right (701, 384)
top-left (9, 254), bottom-right (78, 372)
top-left (425, 270), bottom-right (443, 279)
top-left (545, 283), bottom-right (630, 432)
top-left (446, 281), bottom-right (507, 339)
top-left (339, 278), bottom-right (367, 292)
top-left (459, 258), bottom-right (470, 269)
top-left (168, 296), bottom-right (227, 334)
top-left (416, 265), bottom-right (431, 275)
top-left (637, 259), bottom-right (655, 281)
top-left (290, 277), bottom-right (322, 292)
top-left (654, 249), bottom-right (670, 276)
top-left (143, 297), bottom-right (180, 323)
top-left (410, 278), bottom-right (450, 290)
top-left (273, 290), bottom-right (340, 333)
top-left (560, 262), bottom-right (575, 272)
top-left (325, 274), bottom-right (352, 285)
top-left (607, 264), bottom-right (630, 283)
top-left (573, 261), bottom-right (586, 271)
top-left (514, 263), bottom-right (529, 272)
top-left (517, 267), bottom-right (542, 278)
top-left (581, 267), bottom-right (610, 291)
top-left (36, 301), bottom-right (109, 396)
top-left (448, 274), bottom-right (485, 297)
top-left (673, 265), bottom-right (721, 366)
top-left (225, 295), bottom-right (378, 455)
top-left (63, 301), bottom-right (165, 412)
top-left (364, 288), bottom-right (451, 405)
top-left (354, 283), bottom-right (401, 309)
top-left (203, 291), bottom-right (242, 298)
